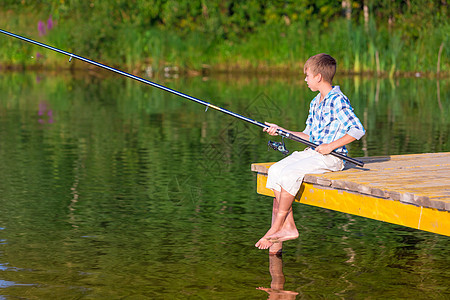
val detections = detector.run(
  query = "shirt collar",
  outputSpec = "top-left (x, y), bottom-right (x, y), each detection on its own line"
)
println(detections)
top-left (324, 86), bottom-right (341, 100)
top-left (314, 86), bottom-right (341, 104)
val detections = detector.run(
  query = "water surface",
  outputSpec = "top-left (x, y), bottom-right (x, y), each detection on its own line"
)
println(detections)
top-left (0, 72), bottom-right (448, 299)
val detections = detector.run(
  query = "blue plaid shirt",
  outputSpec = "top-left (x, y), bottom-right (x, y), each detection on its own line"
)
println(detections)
top-left (303, 86), bottom-right (365, 154)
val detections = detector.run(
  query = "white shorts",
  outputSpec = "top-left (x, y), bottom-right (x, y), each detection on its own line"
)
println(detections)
top-left (266, 148), bottom-right (344, 196)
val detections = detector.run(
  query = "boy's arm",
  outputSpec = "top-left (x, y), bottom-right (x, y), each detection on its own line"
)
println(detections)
top-left (315, 134), bottom-right (356, 155)
top-left (315, 95), bottom-right (365, 155)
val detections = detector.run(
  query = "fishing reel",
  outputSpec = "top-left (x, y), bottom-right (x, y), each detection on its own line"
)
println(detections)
top-left (268, 137), bottom-right (289, 155)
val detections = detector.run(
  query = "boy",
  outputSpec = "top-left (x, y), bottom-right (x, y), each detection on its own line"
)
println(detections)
top-left (255, 53), bottom-right (365, 252)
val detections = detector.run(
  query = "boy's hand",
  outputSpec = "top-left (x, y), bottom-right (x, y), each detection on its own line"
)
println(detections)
top-left (263, 122), bottom-right (280, 136)
top-left (315, 143), bottom-right (333, 155)
top-left (315, 135), bottom-right (356, 155)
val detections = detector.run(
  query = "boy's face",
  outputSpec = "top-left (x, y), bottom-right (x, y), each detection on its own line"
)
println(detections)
top-left (304, 68), bottom-right (320, 92)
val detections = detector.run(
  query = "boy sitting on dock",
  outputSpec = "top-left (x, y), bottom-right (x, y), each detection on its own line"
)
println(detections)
top-left (256, 53), bottom-right (365, 252)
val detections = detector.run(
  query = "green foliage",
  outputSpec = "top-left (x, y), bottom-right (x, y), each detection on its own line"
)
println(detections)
top-left (0, 0), bottom-right (448, 74)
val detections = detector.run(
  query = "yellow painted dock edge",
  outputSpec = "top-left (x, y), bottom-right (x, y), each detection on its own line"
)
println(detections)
top-left (256, 173), bottom-right (450, 236)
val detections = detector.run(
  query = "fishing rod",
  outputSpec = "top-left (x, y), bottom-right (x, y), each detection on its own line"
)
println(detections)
top-left (0, 29), bottom-right (364, 167)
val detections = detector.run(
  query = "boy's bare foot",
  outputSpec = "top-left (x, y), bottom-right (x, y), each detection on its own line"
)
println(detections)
top-left (256, 224), bottom-right (281, 250)
top-left (255, 237), bottom-right (275, 249)
top-left (266, 227), bottom-right (299, 243)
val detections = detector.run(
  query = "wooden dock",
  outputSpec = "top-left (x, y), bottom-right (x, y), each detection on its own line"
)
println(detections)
top-left (251, 152), bottom-right (450, 236)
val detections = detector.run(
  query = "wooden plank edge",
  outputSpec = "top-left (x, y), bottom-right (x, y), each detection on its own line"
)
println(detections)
top-left (252, 161), bottom-right (448, 212)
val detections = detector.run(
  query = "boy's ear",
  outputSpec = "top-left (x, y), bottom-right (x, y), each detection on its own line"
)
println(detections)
top-left (315, 73), bottom-right (323, 82)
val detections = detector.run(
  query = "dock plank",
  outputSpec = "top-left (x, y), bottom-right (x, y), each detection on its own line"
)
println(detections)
top-left (251, 152), bottom-right (450, 236)
top-left (252, 152), bottom-right (450, 211)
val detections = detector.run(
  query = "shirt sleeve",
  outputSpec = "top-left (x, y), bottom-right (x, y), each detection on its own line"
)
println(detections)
top-left (335, 98), bottom-right (365, 140)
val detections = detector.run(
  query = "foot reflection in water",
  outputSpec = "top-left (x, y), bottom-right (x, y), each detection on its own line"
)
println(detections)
top-left (257, 251), bottom-right (299, 299)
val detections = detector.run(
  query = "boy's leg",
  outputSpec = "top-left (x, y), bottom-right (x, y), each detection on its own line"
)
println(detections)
top-left (269, 193), bottom-right (288, 255)
top-left (265, 188), bottom-right (298, 242)
top-left (265, 153), bottom-right (343, 242)
top-left (256, 152), bottom-right (308, 250)
top-left (258, 149), bottom-right (344, 249)
top-left (269, 196), bottom-right (283, 254)
top-left (255, 196), bottom-right (280, 249)
top-left (257, 151), bottom-right (310, 249)
top-left (256, 190), bottom-right (298, 249)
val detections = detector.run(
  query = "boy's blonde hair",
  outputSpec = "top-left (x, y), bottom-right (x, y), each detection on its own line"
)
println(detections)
top-left (304, 53), bottom-right (336, 84)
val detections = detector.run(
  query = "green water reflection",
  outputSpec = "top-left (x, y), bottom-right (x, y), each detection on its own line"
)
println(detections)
top-left (0, 72), bottom-right (448, 299)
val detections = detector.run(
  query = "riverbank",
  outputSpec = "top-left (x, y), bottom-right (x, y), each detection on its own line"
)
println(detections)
top-left (1, 59), bottom-right (448, 80)
top-left (1, 2), bottom-right (448, 78)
